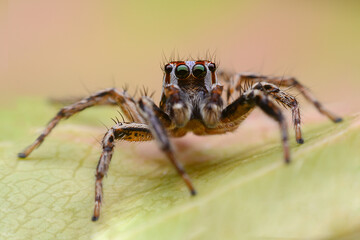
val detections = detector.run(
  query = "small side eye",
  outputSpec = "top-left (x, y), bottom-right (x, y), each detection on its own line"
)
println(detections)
top-left (165, 64), bottom-right (173, 74)
top-left (192, 64), bottom-right (207, 78)
top-left (208, 63), bottom-right (216, 72)
top-left (175, 64), bottom-right (190, 79)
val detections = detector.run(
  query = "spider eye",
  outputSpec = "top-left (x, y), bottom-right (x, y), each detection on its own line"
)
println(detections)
top-left (192, 64), bottom-right (207, 78)
top-left (208, 63), bottom-right (216, 72)
top-left (165, 64), bottom-right (173, 74)
top-left (175, 64), bottom-right (190, 79)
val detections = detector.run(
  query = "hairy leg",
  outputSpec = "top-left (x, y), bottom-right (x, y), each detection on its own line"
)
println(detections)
top-left (228, 72), bottom-right (342, 123)
top-left (19, 88), bottom-right (142, 158)
top-left (221, 89), bottom-right (290, 163)
top-left (92, 122), bottom-right (153, 221)
top-left (138, 97), bottom-right (196, 195)
top-left (252, 82), bottom-right (303, 143)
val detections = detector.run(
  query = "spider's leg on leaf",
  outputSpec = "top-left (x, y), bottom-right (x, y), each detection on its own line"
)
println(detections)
top-left (18, 88), bottom-right (143, 158)
top-left (221, 89), bottom-right (290, 163)
top-left (251, 82), bottom-right (303, 144)
top-left (92, 122), bottom-right (153, 221)
top-left (138, 96), bottom-right (197, 196)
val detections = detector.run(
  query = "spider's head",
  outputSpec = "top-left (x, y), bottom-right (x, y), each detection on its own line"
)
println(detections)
top-left (159, 60), bottom-right (222, 128)
top-left (162, 60), bottom-right (217, 91)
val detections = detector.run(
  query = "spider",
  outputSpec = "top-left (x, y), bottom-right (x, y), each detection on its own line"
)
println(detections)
top-left (18, 60), bottom-right (342, 221)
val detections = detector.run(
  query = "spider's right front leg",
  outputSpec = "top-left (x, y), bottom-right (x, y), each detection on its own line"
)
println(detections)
top-left (18, 88), bottom-right (143, 158)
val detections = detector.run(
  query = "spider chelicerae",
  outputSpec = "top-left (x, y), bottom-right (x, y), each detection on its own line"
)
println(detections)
top-left (18, 59), bottom-right (342, 221)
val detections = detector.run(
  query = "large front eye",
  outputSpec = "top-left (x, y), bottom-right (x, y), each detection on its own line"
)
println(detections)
top-left (192, 64), bottom-right (207, 78)
top-left (175, 64), bottom-right (190, 79)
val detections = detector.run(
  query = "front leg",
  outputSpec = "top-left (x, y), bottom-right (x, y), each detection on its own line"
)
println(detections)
top-left (221, 90), bottom-right (290, 163)
top-left (138, 97), bottom-right (196, 195)
top-left (92, 122), bottom-right (153, 221)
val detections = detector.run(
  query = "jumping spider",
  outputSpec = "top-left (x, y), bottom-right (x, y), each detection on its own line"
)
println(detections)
top-left (18, 60), bottom-right (342, 221)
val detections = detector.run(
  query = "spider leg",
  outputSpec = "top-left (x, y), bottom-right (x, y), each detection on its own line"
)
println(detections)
top-left (232, 72), bottom-right (342, 123)
top-left (137, 97), bottom-right (196, 196)
top-left (221, 89), bottom-right (290, 163)
top-left (92, 122), bottom-right (153, 221)
top-left (217, 70), bottom-right (235, 105)
top-left (252, 82), bottom-right (303, 144)
top-left (18, 88), bottom-right (143, 158)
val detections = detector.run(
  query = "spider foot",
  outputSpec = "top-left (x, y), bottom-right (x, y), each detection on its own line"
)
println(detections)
top-left (333, 117), bottom-right (343, 123)
top-left (297, 138), bottom-right (304, 144)
top-left (190, 189), bottom-right (197, 196)
top-left (17, 152), bottom-right (27, 158)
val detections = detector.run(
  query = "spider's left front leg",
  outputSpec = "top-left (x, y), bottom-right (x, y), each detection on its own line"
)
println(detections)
top-left (137, 97), bottom-right (196, 195)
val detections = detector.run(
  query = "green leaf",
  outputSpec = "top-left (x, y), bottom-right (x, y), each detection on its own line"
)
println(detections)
top-left (1, 98), bottom-right (359, 240)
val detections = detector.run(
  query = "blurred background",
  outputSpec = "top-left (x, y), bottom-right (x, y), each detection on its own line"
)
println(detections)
top-left (2, 0), bottom-right (360, 113)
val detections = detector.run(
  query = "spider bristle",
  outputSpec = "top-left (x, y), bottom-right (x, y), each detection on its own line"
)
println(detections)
top-left (111, 118), bottom-right (117, 125)
top-left (205, 49), bottom-right (210, 61)
top-left (170, 49), bottom-right (176, 62)
top-left (117, 110), bottom-right (125, 123)
top-left (98, 120), bottom-right (109, 131)
top-left (115, 116), bottom-right (120, 124)
top-left (176, 51), bottom-right (180, 62)
top-left (150, 90), bottom-right (156, 99)
top-left (111, 76), bottom-right (117, 89)
top-left (122, 83), bottom-right (129, 92)
top-left (212, 51), bottom-right (219, 65)
top-left (93, 136), bottom-right (103, 147)
top-left (162, 50), bottom-right (218, 64)
top-left (126, 105), bottom-right (135, 122)
top-left (278, 76), bottom-right (285, 89)
top-left (161, 50), bottom-right (169, 67)
top-left (142, 86), bottom-right (148, 97)
top-left (80, 81), bottom-right (92, 95)
top-left (288, 85), bottom-right (297, 93)
top-left (133, 86), bottom-right (139, 98)
top-left (160, 62), bottom-right (165, 72)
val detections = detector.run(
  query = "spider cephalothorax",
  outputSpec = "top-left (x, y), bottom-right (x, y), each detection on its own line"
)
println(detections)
top-left (160, 60), bottom-right (223, 129)
top-left (19, 59), bottom-right (342, 221)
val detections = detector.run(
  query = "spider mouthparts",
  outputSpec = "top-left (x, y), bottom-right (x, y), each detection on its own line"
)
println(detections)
top-left (18, 152), bottom-right (27, 158)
